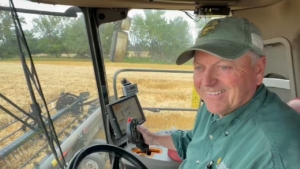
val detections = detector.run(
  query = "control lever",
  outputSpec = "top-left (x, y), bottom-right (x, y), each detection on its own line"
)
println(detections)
top-left (126, 117), bottom-right (150, 155)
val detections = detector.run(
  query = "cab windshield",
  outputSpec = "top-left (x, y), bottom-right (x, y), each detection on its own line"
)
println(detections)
top-left (101, 9), bottom-right (215, 133)
top-left (0, 0), bottom-right (221, 168)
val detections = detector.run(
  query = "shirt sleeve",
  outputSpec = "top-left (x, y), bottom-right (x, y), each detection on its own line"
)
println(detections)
top-left (170, 105), bottom-right (204, 160)
top-left (170, 129), bottom-right (193, 160)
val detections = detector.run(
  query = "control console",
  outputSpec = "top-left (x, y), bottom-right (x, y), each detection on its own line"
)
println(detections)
top-left (105, 94), bottom-right (146, 140)
top-left (105, 94), bottom-right (181, 169)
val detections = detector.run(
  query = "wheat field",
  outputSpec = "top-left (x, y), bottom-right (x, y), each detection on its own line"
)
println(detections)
top-left (0, 60), bottom-right (198, 169)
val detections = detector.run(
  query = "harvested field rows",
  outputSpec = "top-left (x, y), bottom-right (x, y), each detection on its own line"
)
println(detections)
top-left (0, 61), bottom-right (198, 168)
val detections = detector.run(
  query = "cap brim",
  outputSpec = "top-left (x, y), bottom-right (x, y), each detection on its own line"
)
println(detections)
top-left (176, 40), bottom-right (249, 65)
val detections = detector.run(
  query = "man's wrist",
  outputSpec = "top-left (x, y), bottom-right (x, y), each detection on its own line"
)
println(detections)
top-left (151, 134), bottom-right (159, 146)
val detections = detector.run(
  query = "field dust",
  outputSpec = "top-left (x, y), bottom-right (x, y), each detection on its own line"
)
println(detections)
top-left (0, 61), bottom-right (198, 168)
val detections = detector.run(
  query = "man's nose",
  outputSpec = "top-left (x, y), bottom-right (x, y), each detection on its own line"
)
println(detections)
top-left (202, 70), bottom-right (217, 87)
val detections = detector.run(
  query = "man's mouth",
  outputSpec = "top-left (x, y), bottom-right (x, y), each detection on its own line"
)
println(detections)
top-left (206, 90), bottom-right (226, 95)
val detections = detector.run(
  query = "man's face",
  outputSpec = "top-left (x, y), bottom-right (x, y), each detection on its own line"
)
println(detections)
top-left (193, 51), bottom-right (266, 117)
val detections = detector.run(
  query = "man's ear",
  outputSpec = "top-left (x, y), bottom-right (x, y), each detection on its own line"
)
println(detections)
top-left (256, 56), bottom-right (266, 85)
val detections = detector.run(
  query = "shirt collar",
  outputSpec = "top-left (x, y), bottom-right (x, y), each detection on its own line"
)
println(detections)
top-left (210, 84), bottom-right (267, 129)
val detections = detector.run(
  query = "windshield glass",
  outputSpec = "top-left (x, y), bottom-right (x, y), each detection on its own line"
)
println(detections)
top-left (0, 0), bottom-right (107, 168)
top-left (0, 0), bottom-right (225, 167)
top-left (101, 9), bottom-right (220, 133)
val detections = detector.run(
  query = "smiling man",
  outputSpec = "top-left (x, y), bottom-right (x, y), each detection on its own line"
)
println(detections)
top-left (137, 17), bottom-right (300, 169)
top-left (192, 49), bottom-right (263, 118)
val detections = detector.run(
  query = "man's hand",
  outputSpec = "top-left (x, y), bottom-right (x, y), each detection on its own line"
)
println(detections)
top-left (137, 125), bottom-right (176, 150)
top-left (137, 125), bottom-right (156, 145)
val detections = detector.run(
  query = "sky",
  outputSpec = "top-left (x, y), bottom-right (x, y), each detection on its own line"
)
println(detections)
top-left (0, 0), bottom-right (209, 38)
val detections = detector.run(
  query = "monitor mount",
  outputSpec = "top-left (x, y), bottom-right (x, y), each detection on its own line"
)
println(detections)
top-left (121, 78), bottom-right (139, 97)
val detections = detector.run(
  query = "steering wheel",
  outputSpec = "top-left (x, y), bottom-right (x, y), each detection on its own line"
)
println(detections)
top-left (68, 144), bottom-right (148, 169)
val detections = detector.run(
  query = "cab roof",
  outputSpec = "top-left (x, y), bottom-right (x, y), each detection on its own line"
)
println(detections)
top-left (29, 0), bottom-right (283, 10)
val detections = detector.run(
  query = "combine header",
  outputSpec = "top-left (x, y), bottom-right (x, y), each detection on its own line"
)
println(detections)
top-left (0, 92), bottom-right (107, 169)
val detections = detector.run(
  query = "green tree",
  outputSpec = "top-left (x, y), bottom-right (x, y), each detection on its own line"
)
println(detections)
top-left (23, 30), bottom-right (41, 55)
top-left (128, 13), bottom-right (148, 58)
top-left (63, 14), bottom-right (114, 58)
top-left (63, 15), bottom-right (91, 58)
top-left (157, 16), bottom-right (193, 62)
top-left (0, 11), bottom-right (26, 59)
top-left (128, 10), bottom-right (194, 63)
top-left (31, 15), bottom-right (70, 57)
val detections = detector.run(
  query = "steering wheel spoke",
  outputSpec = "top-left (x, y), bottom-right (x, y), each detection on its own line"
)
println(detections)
top-left (111, 154), bottom-right (121, 169)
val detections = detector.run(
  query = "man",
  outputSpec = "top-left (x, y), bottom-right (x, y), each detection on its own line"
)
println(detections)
top-left (137, 17), bottom-right (300, 169)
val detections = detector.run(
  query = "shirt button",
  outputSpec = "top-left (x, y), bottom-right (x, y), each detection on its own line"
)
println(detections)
top-left (196, 160), bottom-right (200, 164)
top-left (225, 131), bottom-right (229, 135)
top-left (209, 135), bottom-right (213, 139)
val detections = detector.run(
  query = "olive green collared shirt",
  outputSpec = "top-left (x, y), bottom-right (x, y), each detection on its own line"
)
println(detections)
top-left (171, 84), bottom-right (300, 169)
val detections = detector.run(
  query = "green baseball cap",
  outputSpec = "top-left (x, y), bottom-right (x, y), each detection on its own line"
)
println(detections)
top-left (176, 17), bottom-right (264, 65)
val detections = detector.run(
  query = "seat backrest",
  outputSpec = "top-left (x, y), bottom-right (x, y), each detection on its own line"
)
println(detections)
top-left (263, 77), bottom-right (291, 103)
top-left (287, 98), bottom-right (300, 114)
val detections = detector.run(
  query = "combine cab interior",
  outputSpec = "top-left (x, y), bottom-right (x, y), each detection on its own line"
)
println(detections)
top-left (23, 0), bottom-right (300, 103)
top-left (0, 0), bottom-right (299, 169)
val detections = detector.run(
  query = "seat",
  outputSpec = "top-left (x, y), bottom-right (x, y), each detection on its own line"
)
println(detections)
top-left (167, 149), bottom-right (182, 162)
top-left (263, 75), bottom-right (291, 103)
top-left (287, 98), bottom-right (300, 114)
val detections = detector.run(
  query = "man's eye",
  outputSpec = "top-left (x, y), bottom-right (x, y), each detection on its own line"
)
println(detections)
top-left (220, 66), bottom-right (231, 70)
top-left (194, 66), bottom-right (203, 70)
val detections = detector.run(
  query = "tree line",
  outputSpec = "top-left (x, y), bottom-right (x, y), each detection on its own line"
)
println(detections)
top-left (0, 9), bottom-right (209, 63)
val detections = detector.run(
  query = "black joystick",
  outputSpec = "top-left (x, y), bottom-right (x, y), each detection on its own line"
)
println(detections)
top-left (126, 117), bottom-right (150, 155)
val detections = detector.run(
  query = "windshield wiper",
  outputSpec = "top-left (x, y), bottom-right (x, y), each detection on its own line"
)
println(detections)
top-left (8, 0), bottom-right (67, 168)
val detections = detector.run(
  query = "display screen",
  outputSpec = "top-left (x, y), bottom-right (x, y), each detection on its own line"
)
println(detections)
top-left (111, 96), bottom-right (143, 134)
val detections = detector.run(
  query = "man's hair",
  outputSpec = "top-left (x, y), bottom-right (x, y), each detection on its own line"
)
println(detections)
top-left (248, 50), bottom-right (261, 66)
